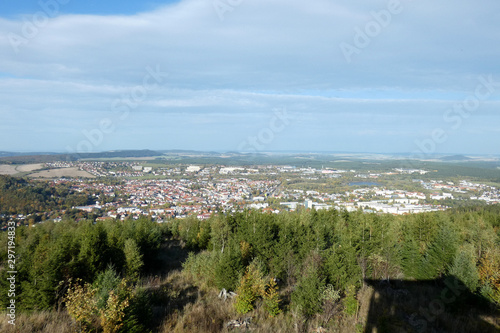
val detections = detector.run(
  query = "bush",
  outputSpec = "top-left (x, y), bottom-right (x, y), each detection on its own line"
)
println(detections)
top-left (234, 260), bottom-right (265, 314)
top-left (263, 278), bottom-right (282, 317)
top-left (342, 285), bottom-right (358, 317)
top-left (182, 251), bottom-right (219, 288)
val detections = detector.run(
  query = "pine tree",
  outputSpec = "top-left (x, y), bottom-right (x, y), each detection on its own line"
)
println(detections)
top-left (124, 239), bottom-right (143, 281)
top-left (424, 222), bottom-right (458, 278)
top-left (449, 244), bottom-right (479, 292)
top-left (401, 229), bottom-right (425, 279)
top-left (291, 251), bottom-right (326, 317)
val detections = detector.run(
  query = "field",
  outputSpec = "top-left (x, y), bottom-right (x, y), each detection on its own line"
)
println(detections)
top-left (28, 167), bottom-right (95, 179)
top-left (0, 165), bottom-right (18, 175)
top-left (0, 163), bottom-right (45, 175)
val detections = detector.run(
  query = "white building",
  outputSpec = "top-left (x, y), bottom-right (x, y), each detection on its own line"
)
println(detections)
top-left (186, 166), bottom-right (201, 172)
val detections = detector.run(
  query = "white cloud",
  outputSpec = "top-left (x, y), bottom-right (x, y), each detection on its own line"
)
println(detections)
top-left (0, 0), bottom-right (499, 152)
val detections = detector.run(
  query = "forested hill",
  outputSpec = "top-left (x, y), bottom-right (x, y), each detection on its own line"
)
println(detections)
top-left (0, 175), bottom-right (92, 216)
top-left (0, 207), bottom-right (499, 332)
top-left (0, 149), bottom-right (161, 164)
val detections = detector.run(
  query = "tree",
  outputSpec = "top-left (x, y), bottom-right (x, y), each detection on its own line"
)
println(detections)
top-left (124, 239), bottom-right (143, 281)
top-left (99, 279), bottom-right (131, 333)
top-left (478, 251), bottom-right (500, 306)
top-left (342, 285), bottom-right (359, 317)
top-left (65, 277), bottom-right (132, 333)
top-left (210, 213), bottom-right (232, 253)
top-left (234, 260), bottom-right (265, 314)
top-left (214, 249), bottom-right (244, 291)
top-left (263, 278), bottom-right (282, 317)
top-left (401, 227), bottom-right (425, 279)
top-left (423, 222), bottom-right (458, 278)
top-left (449, 244), bottom-right (479, 292)
top-left (291, 251), bottom-right (326, 317)
top-left (78, 222), bottom-right (110, 281)
top-left (325, 242), bottom-right (361, 291)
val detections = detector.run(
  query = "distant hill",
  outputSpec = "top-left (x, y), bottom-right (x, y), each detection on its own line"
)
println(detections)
top-left (441, 155), bottom-right (473, 161)
top-left (0, 149), bottom-right (162, 164)
top-left (0, 151), bottom-right (58, 158)
top-left (76, 149), bottom-right (161, 159)
top-left (0, 154), bottom-right (75, 164)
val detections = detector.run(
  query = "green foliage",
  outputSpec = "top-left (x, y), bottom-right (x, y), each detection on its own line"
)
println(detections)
top-left (0, 217), bottom-right (163, 311)
top-left (64, 278), bottom-right (98, 332)
top-left (2, 200), bottom-right (500, 329)
top-left (99, 279), bottom-right (131, 333)
top-left (94, 266), bottom-right (121, 309)
top-left (449, 244), bottom-right (480, 292)
top-left (121, 288), bottom-right (153, 333)
top-left (182, 251), bottom-right (219, 288)
top-left (263, 278), bottom-right (282, 317)
top-left (124, 238), bottom-right (144, 281)
top-left (401, 228), bottom-right (425, 279)
top-left (423, 221), bottom-right (459, 278)
top-left (342, 285), bottom-right (358, 317)
top-left (214, 250), bottom-right (244, 291)
top-left (321, 284), bottom-right (341, 304)
top-left (176, 216), bottom-right (211, 250)
top-left (478, 251), bottom-right (500, 307)
top-left (291, 251), bottom-right (326, 317)
top-left (234, 260), bottom-right (265, 314)
top-left (325, 242), bottom-right (362, 290)
top-left (0, 175), bottom-right (93, 216)
top-left (64, 277), bottom-right (132, 333)
top-left (78, 222), bottom-right (110, 281)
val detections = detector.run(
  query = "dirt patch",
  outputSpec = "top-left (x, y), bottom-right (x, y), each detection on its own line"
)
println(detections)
top-left (28, 167), bottom-right (95, 179)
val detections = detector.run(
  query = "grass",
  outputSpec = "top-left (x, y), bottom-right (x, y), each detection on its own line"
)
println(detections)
top-left (2, 274), bottom-right (499, 333)
top-left (0, 311), bottom-right (75, 333)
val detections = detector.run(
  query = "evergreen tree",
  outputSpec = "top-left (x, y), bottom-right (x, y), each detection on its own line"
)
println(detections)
top-left (124, 239), bottom-right (143, 281)
top-left (291, 251), bottom-right (326, 317)
top-left (449, 244), bottom-right (480, 292)
top-left (423, 222), bottom-right (458, 278)
top-left (325, 241), bottom-right (362, 290)
top-left (214, 248), bottom-right (244, 291)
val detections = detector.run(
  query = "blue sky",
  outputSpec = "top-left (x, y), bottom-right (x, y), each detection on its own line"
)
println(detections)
top-left (1, 0), bottom-right (500, 155)
top-left (1, 1), bottom-right (178, 17)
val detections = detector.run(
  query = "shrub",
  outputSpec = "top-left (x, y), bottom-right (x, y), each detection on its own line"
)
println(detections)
top-left (64, 279), bottom-right (98, 332)
top-left (234, 260), bottom-right (265, 314)
top-left (263, 278), bottom-right (281, 317)
top-left (343, 285), bottom-right (358, 317)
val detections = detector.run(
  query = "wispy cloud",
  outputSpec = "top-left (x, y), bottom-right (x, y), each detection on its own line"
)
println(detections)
top-left (0, 0), bottom-right (499, 153)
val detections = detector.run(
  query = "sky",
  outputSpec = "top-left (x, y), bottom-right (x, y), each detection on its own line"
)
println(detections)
top-left (1, 0), bottom-right (500, 155)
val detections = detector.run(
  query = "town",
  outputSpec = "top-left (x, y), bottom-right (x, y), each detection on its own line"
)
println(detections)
top-left (2, 160), bottom-right (499, 228)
